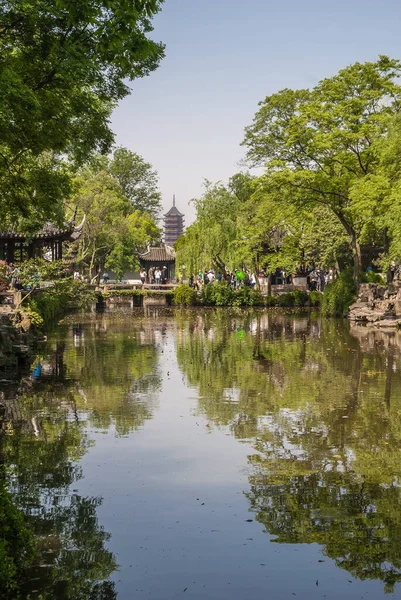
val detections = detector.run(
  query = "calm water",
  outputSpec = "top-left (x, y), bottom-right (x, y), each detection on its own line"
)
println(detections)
top-left (2, 309), bottom-right (401, 599)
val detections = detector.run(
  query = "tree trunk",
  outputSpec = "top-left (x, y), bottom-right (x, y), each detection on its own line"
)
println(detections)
top-left (383, 229), bottom-right (392, 284)
top-left (335, 212), bottom-right (361, 286)
top-left (267, 272), bottom-right (272, 296)
top-left (350, 231), bottom-right (362, 286)
top-left (89, 246), bottom-right (96, 280)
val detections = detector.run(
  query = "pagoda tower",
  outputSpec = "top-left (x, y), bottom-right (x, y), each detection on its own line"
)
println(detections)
top-left (163, 195), bottom-right (184, 246)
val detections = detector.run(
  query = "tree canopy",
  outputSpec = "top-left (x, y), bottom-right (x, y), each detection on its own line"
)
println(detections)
top-left (242, 56), bottom-right (401, 282)
top-left (0, 0), bottom-right (165, 227)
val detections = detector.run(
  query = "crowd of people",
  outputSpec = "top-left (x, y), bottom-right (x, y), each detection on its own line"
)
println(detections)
top-left (187, 269), bottom-right (257, 290)
top-left (138, 266), bottom-right (170, 285)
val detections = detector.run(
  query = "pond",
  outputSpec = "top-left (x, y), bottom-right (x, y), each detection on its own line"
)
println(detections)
top-left (2, 309), bottom-right (401, 599)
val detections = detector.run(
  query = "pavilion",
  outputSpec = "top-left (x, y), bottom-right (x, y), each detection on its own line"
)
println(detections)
top-left (0, 215), bottom-right (85, 264)
top-left (138, 245), bottom-right (176, 281)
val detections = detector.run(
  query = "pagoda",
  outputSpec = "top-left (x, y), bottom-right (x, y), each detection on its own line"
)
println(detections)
top-left (163, 195), bottom-right (184, 246)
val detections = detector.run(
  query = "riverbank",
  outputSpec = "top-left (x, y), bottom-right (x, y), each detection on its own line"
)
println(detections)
top-left (349, 282), bottom-right (401, 327)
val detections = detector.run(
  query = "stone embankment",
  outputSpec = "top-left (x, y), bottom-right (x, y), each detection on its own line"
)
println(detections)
top-left (349, 283), bottom-right (401, 327)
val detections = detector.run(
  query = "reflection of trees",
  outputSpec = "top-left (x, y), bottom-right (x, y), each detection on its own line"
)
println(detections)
top-left (1, 392), bottom-right (117, 599)
top-left (177, 311), bottom-right (401, 591)
top-left (0, 318), bottom-right (162, 598)
top-left (60, 321), bottom-right (161, 435)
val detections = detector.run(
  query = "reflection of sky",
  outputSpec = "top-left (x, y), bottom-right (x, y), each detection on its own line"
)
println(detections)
top-left (65, 323), bottom-right (395, 599)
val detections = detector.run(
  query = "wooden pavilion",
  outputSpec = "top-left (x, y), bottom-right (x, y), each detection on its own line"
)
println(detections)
top-left (138, 245), bottom-right (176, 281)
top-left (0, 215), bottom-right (85, 264)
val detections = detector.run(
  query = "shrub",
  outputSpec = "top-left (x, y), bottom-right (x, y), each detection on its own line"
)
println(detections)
top-left (173, 284), bottom-right (197, 306)
top-left (309, 290), bottom-right (322, 307)
top-left (292, 290), bottom-right (309, 306)
top-left (264, 295), bottom-right (277, 307)
top-left (25, 280), bottom-right (96, 326)
top-left (277, 293), bottom-right (295, 307)
top-left (321, 268), bottom-right (356, 317)
top-left (231, 287), bottom-right (264, 307)
top-left (202, 281), bottom-right (233, 306)
top-left (366, 271), bottom-right (386, 285)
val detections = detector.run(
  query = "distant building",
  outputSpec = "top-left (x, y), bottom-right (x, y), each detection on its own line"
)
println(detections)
top-left (164, 195), bottom-right (184, 246)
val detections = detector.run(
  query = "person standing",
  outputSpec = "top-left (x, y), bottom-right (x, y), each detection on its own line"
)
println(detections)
top-left (140, 268), bottom-right (146, 285)
top-left (155, 267), bottom-right (161, 285)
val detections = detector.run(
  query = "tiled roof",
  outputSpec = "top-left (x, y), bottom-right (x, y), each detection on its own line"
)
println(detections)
top-left (139, 245), bottom-right (176, 262)
top-left (164, 205), bottom-right (184, 217)
top-left (0, 215), bottom-right (86, 241)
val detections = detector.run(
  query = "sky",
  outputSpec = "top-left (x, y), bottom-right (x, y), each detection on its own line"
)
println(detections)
top-left (111, 0), bottom-right (401, 224)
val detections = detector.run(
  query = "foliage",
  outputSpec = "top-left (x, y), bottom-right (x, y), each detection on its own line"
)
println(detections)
top-left (321, 269), bottom-right (357, 317)
top-left (107, 147), bottom-right (162, 219)
top-left (242, 56), bottom-right (401, 283)
top-left (276, 291), bottom-right (309, 307)
top-left (26, 280), bottom-right (96, 326)
top-left (363, 271), bottom-right (386, 285)
top-left (173, 284), bottom-right (198, 306)
top-left (309, 290), bottom-right (322, 307)
top-left (73, 168), bottom-right (161, 280)
top-left (202, 281), bottom-right (233, 306)
top-left (0, 483), bottom-right (35, 599)
top-left (175, 181), bottom-right (241, 274)
top-left (231, 287), bottom-right (264, 307)
top-left (0, 0), bottom-right (164, 227)
top-left (18, 259), bottom-right (66, 287)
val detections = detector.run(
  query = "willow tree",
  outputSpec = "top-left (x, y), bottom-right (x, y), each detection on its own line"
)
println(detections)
top-left (175, 181), bottom-right (241, 274)
top-left (243, 56), bottom-right (401, 283)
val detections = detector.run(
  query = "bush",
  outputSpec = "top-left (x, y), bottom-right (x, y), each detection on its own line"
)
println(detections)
top-left (276, 291), bottom-right (308, 307)
top-left (366, 271), bottom-right (386, 285)
top-left (309, 290), bottom-right (322, 307)
top-left (292, 290), bottom-right (309, 306)
top-left (231, 287), bottom-right (264, 307)
top-left (26, 280), bottom-right (96, 326)
top-left (264, 295), bottom-right (277, 307)
top-left (202, 281), bottom-right (233, 306)
top-left (173, 284), bottom-right (197, 306)
top-left (321, 268), bottom-right (356, 317)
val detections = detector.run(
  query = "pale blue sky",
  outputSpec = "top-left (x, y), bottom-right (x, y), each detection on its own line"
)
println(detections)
top-left (111, 0), bottom-right (401, 223)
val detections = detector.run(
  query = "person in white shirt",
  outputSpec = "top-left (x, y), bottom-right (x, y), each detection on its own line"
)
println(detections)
top-left (207, 271), bottom-right (215, 283)
top-left (155, 268), bottom-right (162, 284)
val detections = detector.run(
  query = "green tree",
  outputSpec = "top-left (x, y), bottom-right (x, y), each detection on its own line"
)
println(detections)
top-left (0, 0), bottom-right (165, 226)
top-left (242, 56), bottom-right (401, 283)
top-left (109, 147), bottom-right (162, 218)
top-left (73, 170), bottom-right (160, 279)
top-left (175, 181), bottom-right (241, 274)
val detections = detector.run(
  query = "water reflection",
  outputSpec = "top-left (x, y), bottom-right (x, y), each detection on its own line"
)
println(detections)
top-left (0, 317), bottom-right (162, 598)
top-left (3, 310), bottom-right (401, 598)
top-left (176, 311), bottom-right (401, 592)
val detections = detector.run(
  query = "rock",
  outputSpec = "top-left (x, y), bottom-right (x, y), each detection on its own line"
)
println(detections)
top-left (348, 283), bottom-right (401, 326)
